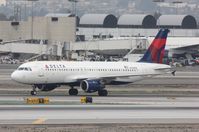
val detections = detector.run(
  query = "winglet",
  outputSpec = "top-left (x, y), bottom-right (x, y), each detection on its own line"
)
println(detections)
top-left (138, 29), bottom-right (170, 64)
top-left (171, 70), bottom-right (176, 76)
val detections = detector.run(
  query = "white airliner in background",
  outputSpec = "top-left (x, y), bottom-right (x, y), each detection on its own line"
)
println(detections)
top-left (11, 29), bottom-right (172, 96)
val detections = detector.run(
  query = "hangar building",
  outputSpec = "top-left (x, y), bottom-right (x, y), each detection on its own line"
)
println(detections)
top-left (77, 14), bottom-right (199, 41)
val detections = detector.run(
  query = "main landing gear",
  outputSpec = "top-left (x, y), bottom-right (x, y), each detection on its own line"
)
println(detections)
top-left (69, 87), bottom-right (78, 96)
top-left (31, 85), bottom-right (37, 96)
top-left (98, 89), bottom-right (108, 96)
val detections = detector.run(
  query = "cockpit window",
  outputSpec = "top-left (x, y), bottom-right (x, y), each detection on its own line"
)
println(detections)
top-left (17, 67), bottom-right (32, 71)
top-left (18, 67), bottom-right (24, 71)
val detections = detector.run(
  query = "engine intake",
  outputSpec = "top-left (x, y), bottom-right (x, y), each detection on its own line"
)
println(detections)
top-left (80, 80), bottom-right (105, 93)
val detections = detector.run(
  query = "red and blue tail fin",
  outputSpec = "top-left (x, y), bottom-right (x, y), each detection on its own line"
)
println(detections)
top-left (138, 29), bottom-right (170, 64)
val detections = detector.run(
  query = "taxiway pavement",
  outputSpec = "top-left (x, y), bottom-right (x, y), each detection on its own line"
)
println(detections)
top-left (0, 96), bottom-right (198, 124)
top-left (0, 64), bottom-right (199, 125)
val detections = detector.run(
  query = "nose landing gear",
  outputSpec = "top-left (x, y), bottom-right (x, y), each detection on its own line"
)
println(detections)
top-left (31, 90), bottom-right (37, 95)
top-left (31, 85), bottom-right (37, 96)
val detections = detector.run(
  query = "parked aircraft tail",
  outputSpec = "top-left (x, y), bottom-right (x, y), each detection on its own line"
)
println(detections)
top-left (139, 29), bottom-right (170, 64)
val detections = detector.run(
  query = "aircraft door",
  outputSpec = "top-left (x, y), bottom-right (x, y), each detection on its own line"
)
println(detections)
top-left (38, 67), bottom-right (48, 83)
top-left (38, 68), bottom-right (44, 77)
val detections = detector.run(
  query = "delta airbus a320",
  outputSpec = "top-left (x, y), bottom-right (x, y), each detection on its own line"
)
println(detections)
top-left (11, 29), bottom-right (172, 96)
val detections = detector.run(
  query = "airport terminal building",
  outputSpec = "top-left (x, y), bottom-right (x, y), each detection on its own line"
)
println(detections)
top-left (0, 13), bottom-right (199, 61)
top-left (0, 14), bottom-right (76, 44)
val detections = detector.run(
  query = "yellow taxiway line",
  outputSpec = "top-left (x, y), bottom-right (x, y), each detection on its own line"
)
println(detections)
top-left (32, 118), bottom-right (46, 124)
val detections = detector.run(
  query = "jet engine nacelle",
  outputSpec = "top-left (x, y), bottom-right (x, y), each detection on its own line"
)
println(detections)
top-left (36, 84), bottom-right (59, 91)
top-left (80, 80), bottom-right (105, 93)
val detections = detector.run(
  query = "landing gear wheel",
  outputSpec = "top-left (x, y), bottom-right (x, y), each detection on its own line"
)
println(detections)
top-left (31, 90), bottom-right (37, 96)
top-left (69, 89), bottom-right (78, 96)
top-left (98, 89), bottom-right (108, 96)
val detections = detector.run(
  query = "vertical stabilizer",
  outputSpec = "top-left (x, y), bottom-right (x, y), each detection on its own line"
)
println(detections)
top-left (139, 29), bottom-right (170, 63)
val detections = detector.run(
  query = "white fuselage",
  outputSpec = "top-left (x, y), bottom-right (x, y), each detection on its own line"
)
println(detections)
top-left (11, 61), bottom-right (171, 85)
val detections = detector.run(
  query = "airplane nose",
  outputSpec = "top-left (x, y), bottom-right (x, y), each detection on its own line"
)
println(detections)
top-left (11, 71), bottom-right (17, 81)
top-left (11, 71), bottom-right (21, 82)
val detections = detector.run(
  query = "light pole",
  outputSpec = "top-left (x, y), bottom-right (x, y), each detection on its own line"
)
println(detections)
top-left (24, 0), bottom-right (27, 20)
top-left (68, 0), bottom-right (78, 16)
top-left (172, 1), bottom-right (183, 14)
top-left (153, 0), bottom-right (165, 14)
top-left (153, 0), bottom-right (165, 29)
top-left (27, 0), bottom-right (38, 42)
top-left (68, 0), bottom-right (78, 41)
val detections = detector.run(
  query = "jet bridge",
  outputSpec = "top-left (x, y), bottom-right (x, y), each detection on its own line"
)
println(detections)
top-left (0, 43), bottom-right (64, 57)
top-left (69, 38), bottom-right (148, 56)
top-left (1, 37), bottom-right (199, 60)
top-left (0, 43), bottom-right (47, 54)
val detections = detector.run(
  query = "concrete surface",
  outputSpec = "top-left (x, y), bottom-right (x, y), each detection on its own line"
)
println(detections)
top-left (1, 64), bottom-right (199, 131)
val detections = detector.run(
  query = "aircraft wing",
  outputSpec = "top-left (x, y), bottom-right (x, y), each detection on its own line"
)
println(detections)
top-left (171, 44), bottom-right (199, 51)
top-left (154, 67), bottom-right (174, 75)
top-left (155, 68), bottom-right (175, 73)
top-left (154, 67), bottom-right (172, 71)
top-left (70, 73), bottom-right (156, 83)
